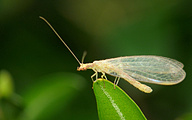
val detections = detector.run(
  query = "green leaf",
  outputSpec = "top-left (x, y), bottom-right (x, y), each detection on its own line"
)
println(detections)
top-left (93, 79), bottom-right (147, 120)
top-left (0, 70), bottom-right (14, 99)
top-left (0, 70), bottom-right (23, 120)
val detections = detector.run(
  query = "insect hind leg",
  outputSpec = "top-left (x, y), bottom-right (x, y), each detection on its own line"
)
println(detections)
top-left (113, 77), bottom-right (120, 89)
top-left (116, 77), bottom-right (120, 85)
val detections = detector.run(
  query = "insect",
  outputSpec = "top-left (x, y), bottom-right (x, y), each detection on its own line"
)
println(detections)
top-left (40, 16), bottom-right (186, 93)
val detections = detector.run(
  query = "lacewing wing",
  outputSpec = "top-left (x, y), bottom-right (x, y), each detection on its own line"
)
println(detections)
top-left (86, 56), bottom-right (185, 93)
top-left (40, 16), bottom-right (186, 93)
top-left (103, 56), bottom-right (185, 85)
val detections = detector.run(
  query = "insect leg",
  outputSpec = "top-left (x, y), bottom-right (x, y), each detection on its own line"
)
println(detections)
top-left (116, 77), bottom-right (120, 85)
top-left (114, 77), bottom-right (117, 89)
top-left (101, 72), bottom-right (108, 80)
top-left (101, 72), bottom-right (108, 88)
top-left (113, 77), bottom-right (120, 89)
top-left (91, 69), bottom-right (98, 82)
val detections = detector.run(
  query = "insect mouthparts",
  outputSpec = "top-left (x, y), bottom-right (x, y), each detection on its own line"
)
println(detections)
top-left (77, 67), bottom-right (81, 71)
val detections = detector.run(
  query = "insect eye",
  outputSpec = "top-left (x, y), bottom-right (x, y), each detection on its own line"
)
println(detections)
top-left (83, 67), bottom-right (87, 70)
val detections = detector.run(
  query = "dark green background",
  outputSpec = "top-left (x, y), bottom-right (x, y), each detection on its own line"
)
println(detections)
top-left (1, 0), bottom-right (192, 120)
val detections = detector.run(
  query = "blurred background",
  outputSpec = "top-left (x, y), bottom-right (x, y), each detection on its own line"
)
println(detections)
top-left (0, 0), bottom-right (192, 120)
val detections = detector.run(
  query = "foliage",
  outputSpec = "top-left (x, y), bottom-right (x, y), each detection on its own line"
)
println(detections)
top-left (93, 79), bottom-right (146, 120)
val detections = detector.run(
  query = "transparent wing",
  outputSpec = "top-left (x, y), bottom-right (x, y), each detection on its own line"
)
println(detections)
top-left (104, 56), bottom-right (186, 85)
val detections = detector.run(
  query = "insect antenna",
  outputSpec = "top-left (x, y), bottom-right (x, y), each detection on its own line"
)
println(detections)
top-left (39, 16), bottom-right (81, 65)
top-left (81, 51), bottom-right (87, 64)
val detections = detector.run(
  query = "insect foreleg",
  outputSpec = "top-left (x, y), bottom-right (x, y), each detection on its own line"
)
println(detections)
top-left (91, 69), bottom-right (98, 81)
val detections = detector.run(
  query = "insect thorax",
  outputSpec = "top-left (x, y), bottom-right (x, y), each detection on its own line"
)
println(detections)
top-left (93, 60), bottom-right (113, 73)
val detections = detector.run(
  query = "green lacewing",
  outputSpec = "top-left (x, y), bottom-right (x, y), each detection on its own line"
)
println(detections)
top-left (40, 16), bottom-right (186, 93)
